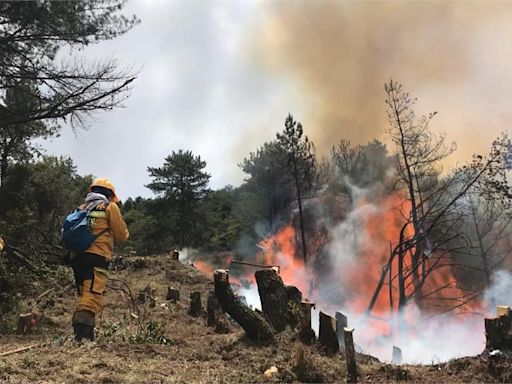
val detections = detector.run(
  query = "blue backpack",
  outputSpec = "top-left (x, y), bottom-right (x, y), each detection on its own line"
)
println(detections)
top-left (61, 205), bottom-right (108, 252)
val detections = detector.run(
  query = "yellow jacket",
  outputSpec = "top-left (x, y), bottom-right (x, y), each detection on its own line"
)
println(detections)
top-left (84, 202), bottom-right (129, 260)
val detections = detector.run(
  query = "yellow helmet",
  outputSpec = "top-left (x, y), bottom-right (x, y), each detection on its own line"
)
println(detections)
top-left (89, 177), bottom-right (120, 202)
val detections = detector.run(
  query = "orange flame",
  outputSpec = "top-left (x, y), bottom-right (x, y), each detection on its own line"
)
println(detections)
top-left (257, 225), bottom-right (310, 295)
top-left (193, 189), bottom-right (483, 347)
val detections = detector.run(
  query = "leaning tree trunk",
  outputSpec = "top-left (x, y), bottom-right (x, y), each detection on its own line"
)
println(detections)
top-left (255, 268), bottom-right (290, 332)
top-left (214, 269), bottom-right (274, 341)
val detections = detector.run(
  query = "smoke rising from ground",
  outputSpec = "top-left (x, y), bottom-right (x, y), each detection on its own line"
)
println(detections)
top-left (253, 2), bottom-right (512, 166)
top-left (484, 270), bottom-right (512, 315)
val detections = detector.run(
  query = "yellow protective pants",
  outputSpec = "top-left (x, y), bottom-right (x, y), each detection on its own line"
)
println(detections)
top-left (77, 267), bottom-right (109, 315)
top-left (71, 253), bottom-right (110, 318)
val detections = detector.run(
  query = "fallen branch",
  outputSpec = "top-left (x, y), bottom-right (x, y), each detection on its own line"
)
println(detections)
top-left (0, 343), bottom-right (41, 357)
top-left (34, 288), bottom-right (55, 303)
top-left (230, 260), bottom-right (279, 271)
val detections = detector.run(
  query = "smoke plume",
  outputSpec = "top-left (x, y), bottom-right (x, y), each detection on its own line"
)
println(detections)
top-left (252, 1), bottom-right (512, 165)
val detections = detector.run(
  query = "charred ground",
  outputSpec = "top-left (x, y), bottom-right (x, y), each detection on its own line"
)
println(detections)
top-left (0, 254), bottom-right (510, 383)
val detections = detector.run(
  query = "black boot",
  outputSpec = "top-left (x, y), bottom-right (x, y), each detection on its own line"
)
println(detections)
top-left (72, 309), bottom-right (95, 342)
top-left (73, 323), bottom-right (94, 342)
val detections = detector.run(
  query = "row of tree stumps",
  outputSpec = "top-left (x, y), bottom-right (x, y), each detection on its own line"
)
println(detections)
top-left (213, 268), bottom-right (359, 383)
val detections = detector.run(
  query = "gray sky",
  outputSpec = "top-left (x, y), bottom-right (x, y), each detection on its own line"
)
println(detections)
top-left (43, 0), bottom-right (302, 200)
top-left (42, 1), bottom-right (512, 200)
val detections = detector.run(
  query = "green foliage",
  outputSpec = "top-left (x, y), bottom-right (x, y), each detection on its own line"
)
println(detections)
top-left (199, 187), bottom-right (242, 251)
top-left (0, 156), bottom-right (91, 254)
top-left (0, 82), bottom-right (60, 184)
top-left (146, 150), bottom-right (211, 200)
top-left (240, 141), bottom-right (292, 230)
top-left (129, 321), bottom-right (173, 345)
top-left (0, 156), bottom-right (89, 326)
top-left (121, 198), bottom-right (160, 254)
top-left (146, 150), bottom-right (211, 248)
top-left (99, 320), bottom-right (173, 345)
top-left (276, 114), bottom-right (317, 194)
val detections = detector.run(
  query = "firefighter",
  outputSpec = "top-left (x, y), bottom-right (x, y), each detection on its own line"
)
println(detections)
top-left (71, 178), bottom-right (129, 342)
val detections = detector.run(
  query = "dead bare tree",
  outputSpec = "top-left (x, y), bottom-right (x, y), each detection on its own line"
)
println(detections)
top-left (450, 191), bottom-right (512, 290)
top-left (367, 80), bottom-right (512, 318)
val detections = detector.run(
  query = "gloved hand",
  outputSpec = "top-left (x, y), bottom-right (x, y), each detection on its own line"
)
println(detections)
top-left (0, 237), bottom-right (4, 253)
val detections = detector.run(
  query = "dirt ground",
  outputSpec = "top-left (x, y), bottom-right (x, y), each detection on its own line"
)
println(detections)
top-left (0, 254), bottom-right (511, 383)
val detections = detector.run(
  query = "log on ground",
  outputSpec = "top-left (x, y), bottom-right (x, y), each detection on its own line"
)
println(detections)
top-left (214, 269), bottom-right (274, 341)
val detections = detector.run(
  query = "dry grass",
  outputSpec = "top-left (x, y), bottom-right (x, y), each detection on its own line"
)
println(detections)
top-left (0, 254), bottom-right (510, 383)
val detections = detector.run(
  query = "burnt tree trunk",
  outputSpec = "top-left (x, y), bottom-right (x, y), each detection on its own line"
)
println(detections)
top-left (336, 311), bottom-right (348, 350)
top-left (286, 285), bottom-right (302, 303)
top-left (255, 268), bottom-right (289, 332)
top-left (17, 313), bottom-right (36, 335)
top-left (319, 311), bottom-right (339, 355)
top-left (189, 291), bottom-right (202, 317)
top-left (344, 327), bottom-right (358, 383)
top-left (392, 346), bottom-right (402, 364)
top-left (166, 287), bottom-right (180, 302)
top-left (286, 285), bottom-right (303, 329)
top-left (485, 307), bottom-right (512, 351)
top-left (214, 269), bottom-right (274, 341)
top-left (299, 301), bottom-right (315, 345)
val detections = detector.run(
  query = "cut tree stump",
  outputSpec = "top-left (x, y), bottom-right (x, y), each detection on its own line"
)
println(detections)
top-left (292, 343), bottom-right (306, 380)
top-left (170, 250), bottom-right (179, 260)
top-left (286, 285), bottom-right (302, 303)
top-left (299, 300), bottom-right (316, 345)
top-left (344, 327), bottom-right (358, 383)
top-left (485, 305), bottom-right (512, 351)
top-left (319, 311), bottom-right (339, 355)
top-left (166, 287), bottom-right (180, 302)
top-left (214, 269), bottom-right (274, 341)
top-left (255, 268), bottom-right (289, 332)
top-left (286, 285), bottom-right (303, 329)
top-left (189, 291), bottom-right (202, 317)
top-left (17, 313), bottom-right (37, 335)
top-left (336, 312), bottom-right (348, 350)
top-left (207, 291), bottom-right (230, 333)
top-left (138, 285), bottom-right (156, 307)
top-left (392, 346), bottom-right (403, 364)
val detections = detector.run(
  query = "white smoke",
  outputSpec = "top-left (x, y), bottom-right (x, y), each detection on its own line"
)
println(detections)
top-left (483, 270), bottom-right (512, 314)
top-left (233, 181), bottom-right (501, 364)
top-left (311, 183), bottom-right (488, 364)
